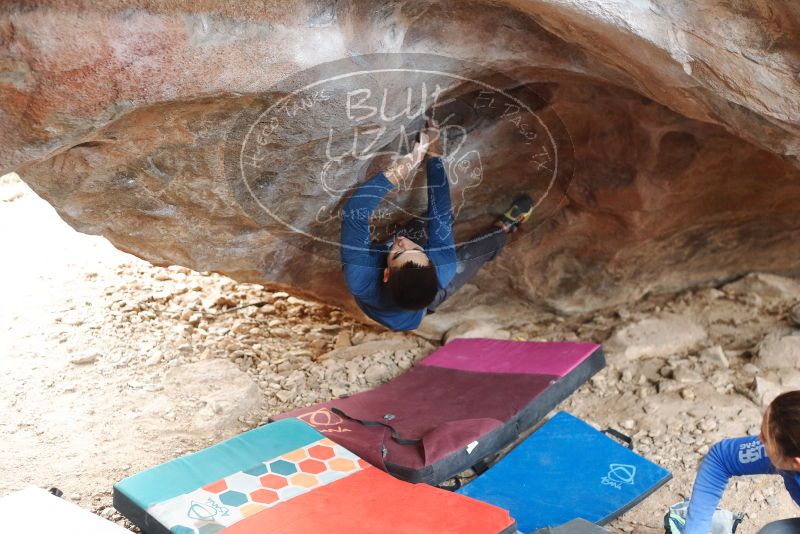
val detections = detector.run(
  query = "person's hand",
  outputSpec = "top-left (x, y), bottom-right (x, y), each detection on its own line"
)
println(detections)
top-left (410, 129), bottom-right (430, 167)
top-left (385, 129), bottom-right (431, 188)
top-left (385, 159), bottom-right (413, 189)
top-left (423, 118), bottom-right (443, 158)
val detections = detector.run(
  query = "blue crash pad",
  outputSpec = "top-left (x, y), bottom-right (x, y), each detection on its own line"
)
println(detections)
top-left (458, 411), bottom-right (672, 533)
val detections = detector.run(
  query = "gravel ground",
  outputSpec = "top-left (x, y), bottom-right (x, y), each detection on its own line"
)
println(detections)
top-left (2, 173), bottom-right (799, 533)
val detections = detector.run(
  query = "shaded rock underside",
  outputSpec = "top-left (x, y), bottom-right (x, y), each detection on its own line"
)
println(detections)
top-left (2, 0), bottom-right (800, 317)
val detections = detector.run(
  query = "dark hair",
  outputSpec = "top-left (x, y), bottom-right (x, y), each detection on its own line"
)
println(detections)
top-left (387, 261), bottom-right (439, 310)
top-left (768, 390), bottom-right (800, 458)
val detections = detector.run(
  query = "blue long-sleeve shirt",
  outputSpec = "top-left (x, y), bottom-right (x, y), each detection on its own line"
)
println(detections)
top-left (684, 435), bottom-right (800, 534)
top-left (340, 157), bottom-right (457, 331)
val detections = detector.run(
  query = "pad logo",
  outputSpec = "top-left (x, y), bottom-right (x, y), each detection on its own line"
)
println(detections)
top-left (601, 463), bottom-right (636, 490)
top-left (297, 408), bottom-right (352, 433)
top-left (187, 498), bottom-right (229, 520)
top-left (299, 408), bottom-right (343, 426)
top-left (738, 441), bottom-right (765, 464)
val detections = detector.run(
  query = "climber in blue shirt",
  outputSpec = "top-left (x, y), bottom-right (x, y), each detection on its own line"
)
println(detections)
top-left (340, 120), bottom-right (534, 332)
top-left (683, 390), bottom-right (800, 534)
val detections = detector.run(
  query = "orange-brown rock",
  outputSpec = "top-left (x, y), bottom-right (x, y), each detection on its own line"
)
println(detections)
top-left (2, 1), bottom-right (799, 317)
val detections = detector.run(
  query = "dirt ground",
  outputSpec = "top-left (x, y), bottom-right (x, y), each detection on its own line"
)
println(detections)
top-left (2, 172), bottom-right (798, 533)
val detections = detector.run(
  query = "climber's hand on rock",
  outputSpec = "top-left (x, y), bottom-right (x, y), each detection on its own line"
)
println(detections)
top-left (410, 129), bottom-right (430, 167)
top-left (385, 131), bottom-right (430, 189)
top-left (385, 158), bottom-right (415, 189)
top-left (424, 122), bottom-right (443, 158)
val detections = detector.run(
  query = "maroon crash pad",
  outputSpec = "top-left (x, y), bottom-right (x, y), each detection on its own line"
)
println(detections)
top-left (271, 338), bottom-right (605, 484)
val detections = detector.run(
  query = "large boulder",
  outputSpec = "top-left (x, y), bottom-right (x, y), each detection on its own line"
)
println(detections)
top-left (2, 1), bottom-right (799, 317)
top-left (606, 314), bottom-right (707, 360)
top-left (757, 330), bottom-right (800, 370)
top-left (723, 273), bottom-right (800, 303)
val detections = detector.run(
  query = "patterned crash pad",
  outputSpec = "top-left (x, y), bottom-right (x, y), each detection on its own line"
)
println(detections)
top-left (458, 411), bottom-right (672, 533)
top-left (272, 338), bottom-right (605, 484)
top-left (0, 486), bottom-right (129, 534)
top-left (113, 418), bottom-right (516, 534)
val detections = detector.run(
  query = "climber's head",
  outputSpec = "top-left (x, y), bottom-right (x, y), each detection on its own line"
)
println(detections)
top-left (383, 235), bottom-right (438, 310)
top-left (761, 390), bottom-right (800, 471)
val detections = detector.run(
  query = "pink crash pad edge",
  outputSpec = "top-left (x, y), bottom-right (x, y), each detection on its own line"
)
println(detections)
top-left (419, 338), bottom-right (602, 378)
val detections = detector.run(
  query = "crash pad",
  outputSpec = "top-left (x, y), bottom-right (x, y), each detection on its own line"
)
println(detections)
top-left (272, 338), bottom-right (605, 484)
top-left (0, 486), bottom-right (129, 534)
top-left (533, 518), bottom-right (613, 534)
top-left (458, 411), bottom-right (672, 533)
top-left (113, 418), bottom-right (515, 534)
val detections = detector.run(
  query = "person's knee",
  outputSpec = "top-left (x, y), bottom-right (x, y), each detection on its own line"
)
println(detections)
top-left (487, 229), bottom-right (507, 259)
top-left (758, 518), bottom-right (800, 534)
top-left (426, 287), bottom-right (450, 314)
top-left (498, 229), bottom-right (508, 247)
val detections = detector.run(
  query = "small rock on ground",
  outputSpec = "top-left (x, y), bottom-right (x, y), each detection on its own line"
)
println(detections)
top-left (443, 319), bottom-right (511, 344)
top-left (789, 303), bottom-right (800, 327)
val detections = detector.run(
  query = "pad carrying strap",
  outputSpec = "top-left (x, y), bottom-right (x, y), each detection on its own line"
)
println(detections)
top-left (330, 407), bottom-right (420, 446)
top-left (602, 428), bottom-right (634, 450)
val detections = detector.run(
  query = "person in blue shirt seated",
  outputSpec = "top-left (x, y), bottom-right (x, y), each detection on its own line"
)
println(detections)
top-left (683, 390), bottom-right (800, 534)
top-left (340, 120), bottom-right (533, 332)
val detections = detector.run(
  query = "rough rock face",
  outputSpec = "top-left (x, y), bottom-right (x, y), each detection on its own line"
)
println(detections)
top-left (2, 1), bottom-right (800, 317)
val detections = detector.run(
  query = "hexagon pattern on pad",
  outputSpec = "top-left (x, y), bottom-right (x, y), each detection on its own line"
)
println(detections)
top-left (135, 435), bottom-right (365, 533)
top-left (114, 418), bottom-right (515, 534)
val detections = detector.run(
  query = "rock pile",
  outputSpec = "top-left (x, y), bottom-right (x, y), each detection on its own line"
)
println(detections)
top-left (5, 176), bottom-right (800, 530)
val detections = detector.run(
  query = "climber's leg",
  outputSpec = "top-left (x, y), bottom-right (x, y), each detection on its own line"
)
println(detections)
top-left (426, 195), bottom-right (534, 313)
top-left (426, 226), bottom-right (507, 313)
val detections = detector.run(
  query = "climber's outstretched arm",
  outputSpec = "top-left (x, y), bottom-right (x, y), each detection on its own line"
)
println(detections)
top-left (340, 172), bottom-right (395, 299)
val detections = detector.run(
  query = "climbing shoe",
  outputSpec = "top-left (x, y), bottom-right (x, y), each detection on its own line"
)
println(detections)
top-left (497, 194), bottom-right (535, 232)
